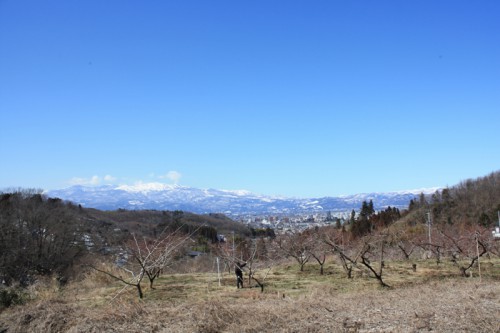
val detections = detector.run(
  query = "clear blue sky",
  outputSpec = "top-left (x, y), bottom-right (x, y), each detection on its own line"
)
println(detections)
top-left (1, 1), bottom-right (499, 197)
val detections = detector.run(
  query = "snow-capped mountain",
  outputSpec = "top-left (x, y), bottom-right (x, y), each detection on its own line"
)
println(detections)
top-left (46, 183), bottom-right (440, 216)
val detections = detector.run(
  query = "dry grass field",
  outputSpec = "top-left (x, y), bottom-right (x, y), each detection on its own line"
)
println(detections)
top-left (1, 256), bottom-right (499, 333)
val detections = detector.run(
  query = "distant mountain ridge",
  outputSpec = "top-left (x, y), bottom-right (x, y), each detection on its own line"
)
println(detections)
top-left (46, 183), bottom-right (440, 216)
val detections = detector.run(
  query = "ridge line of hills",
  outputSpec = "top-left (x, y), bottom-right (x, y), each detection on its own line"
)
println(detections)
top-left (46, 184), bottom-right (441, 215)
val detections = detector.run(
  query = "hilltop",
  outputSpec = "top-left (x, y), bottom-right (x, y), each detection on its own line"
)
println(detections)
top-left (46, 183), bottom-right (439, 215)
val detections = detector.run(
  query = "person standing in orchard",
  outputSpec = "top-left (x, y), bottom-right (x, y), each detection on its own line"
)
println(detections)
top-left (235, 261), bottom-right (246, 288)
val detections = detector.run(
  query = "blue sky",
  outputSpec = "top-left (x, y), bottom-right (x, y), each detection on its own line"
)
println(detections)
top-left (1, 1), bottom-right (499, 197)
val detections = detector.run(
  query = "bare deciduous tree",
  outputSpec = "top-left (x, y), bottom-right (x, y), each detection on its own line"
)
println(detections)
top-left (213, 237), bottom-right (274, 292)
top-left (308, 228), bottom-right (329, 275)
top-left (324, 228), bottom-right (363, 279)
top-left (90, 225), bottom-right (196, 298)
top-left (0, 190), bottom-right (85, 285)
top-left (276, 231), bottom-right (313, 272)
top-left (437, 226), bottom-right (490, 277)
top-left (89, 260), bottom-right (146, 299)
top-left (391, 230), bottom-right (416, 261)
top-left (322, 227), bottom-right (360, 279)
top-left (245, 241), bottom-right (273, 292)
top-left (413, 228), bottom-right (444, 265)
top-left (358, 234), bottom-right (391, 288)
top-left (130, 226), bottom-right (194, 289)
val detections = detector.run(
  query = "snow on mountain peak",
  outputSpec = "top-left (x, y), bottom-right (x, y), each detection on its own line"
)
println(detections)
top-left (219, 189), bottom-right (253, 196)
top-left (117, 182), bottom-right (181, 193)
top-left (338, 187), bottom-right (442, 198)
top-left (46, 183), bottom-right (441, 215)
top-left (390, 187), bottom-right (442, 195)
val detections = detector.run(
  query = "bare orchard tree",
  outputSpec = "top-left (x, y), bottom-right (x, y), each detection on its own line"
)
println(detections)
top-left (245, 240), bottom-right (273, 292)
top-left (358, 233), bottom-right (391, 288)
top-left (276, 231), bottom-right (313, 272)
top-left (212, 240), bottom-right (234, 275)
top-left (323, 227), bottom-right (391, 287)
top-left (213, 237), bottom-right (274, 292)
top-left (389, 229), bottom-right (419, 271)
top-left (323, 227), bottom-right (360, 279)
top-left (212, 233), bottom-right (251, 275)
top-left (307, 228), bottom-right (329, 275)
top-left (413, 227), bottom-right (445, 265)
top-left (391, 230), bottom-right (417, 261)
top-left (129, 226), bottom-right (194, 289)
top-left (437, 225), bottom-right (490, 277)
top-left (90, 255), bottom-right (146, 299)
top-left (90, 225), bottom-right (196, 299)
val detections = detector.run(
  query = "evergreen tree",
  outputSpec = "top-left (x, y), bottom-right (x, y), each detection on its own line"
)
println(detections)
top-left (419, 193), bottom-right (427, 207)
top-left (360, 200), bottom-right (375, 218)
top-left (349, 209), bottom-right (356, 224)
top-left (409, 199), bottom-right (416, 211)
top-left (368, 199), bottom-right (374, 215)
top-left (351, 215), bottom-right (370, 238)
top-left (351, 201), bottom-right (373, 238)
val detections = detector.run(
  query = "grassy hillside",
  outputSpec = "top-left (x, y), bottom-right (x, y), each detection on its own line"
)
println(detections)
top-left (0, 256), bottom-right (498, 332)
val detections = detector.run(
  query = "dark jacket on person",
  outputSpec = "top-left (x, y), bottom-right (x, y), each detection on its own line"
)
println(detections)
top-left (235, 262), bottom-right (246, 277)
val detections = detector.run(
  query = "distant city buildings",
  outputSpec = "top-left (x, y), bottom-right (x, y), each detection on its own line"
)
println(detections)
top-left (235, 210), bottom-right (351, 233)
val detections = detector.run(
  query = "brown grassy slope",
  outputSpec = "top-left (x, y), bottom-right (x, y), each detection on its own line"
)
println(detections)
top-left (1, 258), bottom-right (499, 333)
top-left (0, 279), bottom-right (498, 332)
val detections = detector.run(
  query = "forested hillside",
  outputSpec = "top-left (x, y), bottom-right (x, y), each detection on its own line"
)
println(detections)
top-left (347, 171), bottom-right (500, 236)
top-left (0, 190), bottom-right (249, 287)
top-left (407, 171), bottom-right (500, 226)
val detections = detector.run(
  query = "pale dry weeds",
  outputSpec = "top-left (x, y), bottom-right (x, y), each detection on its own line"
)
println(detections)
top-left (1, 278), bottom-right (499, 333)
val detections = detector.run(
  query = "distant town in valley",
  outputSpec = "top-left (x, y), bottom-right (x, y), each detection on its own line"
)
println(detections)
top-left (237, 211), bottom-right (348, 233)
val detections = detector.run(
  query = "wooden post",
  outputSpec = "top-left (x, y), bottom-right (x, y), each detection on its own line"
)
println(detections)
top-left (475, 232), bottom-right (481, 283)
top-left (216, 257), bottom-right (221, 287)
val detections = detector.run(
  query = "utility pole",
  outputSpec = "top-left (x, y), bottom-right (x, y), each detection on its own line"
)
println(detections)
top-left (216, 257), bottom-right (221, 286)
top-left (475, 231), bottom-right (481, 283)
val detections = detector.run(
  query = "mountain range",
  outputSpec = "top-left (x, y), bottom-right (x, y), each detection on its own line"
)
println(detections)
top-left (46, 183), bottom-right (440, 216)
